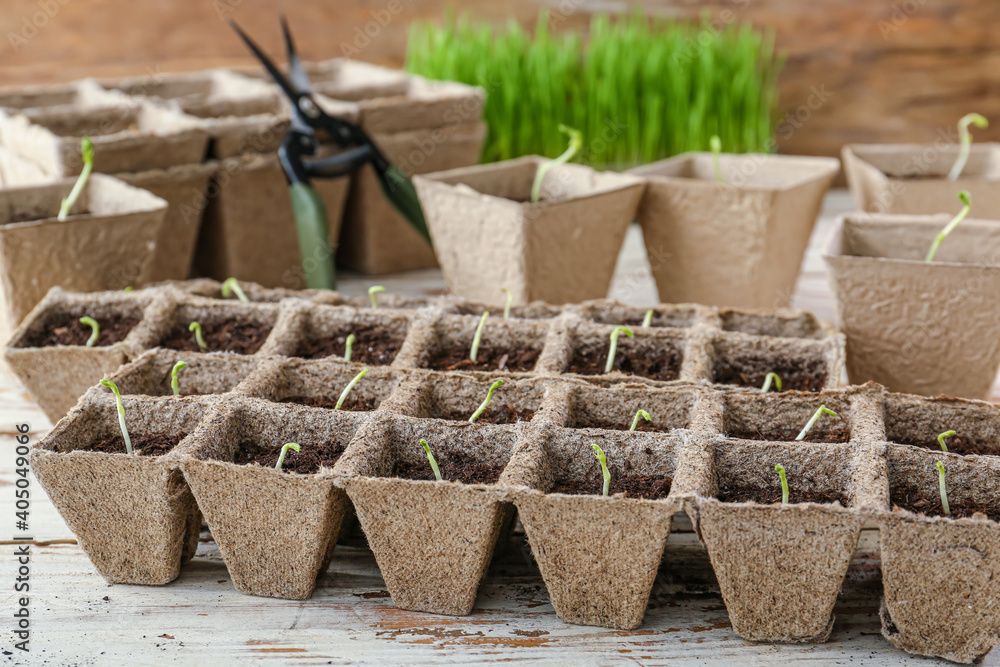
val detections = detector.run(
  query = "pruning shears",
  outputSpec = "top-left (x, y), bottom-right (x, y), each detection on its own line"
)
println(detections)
top-left (228, 17), bottom-right (431, 290)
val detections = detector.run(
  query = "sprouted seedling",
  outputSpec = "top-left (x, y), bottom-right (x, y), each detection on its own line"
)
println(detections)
top-left (761, 372), bottom-right (782, 393)
top-left (189, 321), bottom-right (207, 350)
top-left (79, 316), bottom-right (99, 348)
top-left (58, 136), bottom-right (94, 221)
top-left (123, 286), bottom-right (133, 292)
top-left (936, 460), bottom-right (950, 515)
top-left (591, 443), bottom-right (611, 496)
top-left (469, 379), bottom-right (504, 423)
top-left (925, 190), bottom-right (971, 263)
top-left (99, 379), bottom-right (132, 455)
top-left (630, 409), bottom-right (651, 432)
top-left (937, 430), bottom-right (956, 453)
top-left (775, 464), bottom-right (789, 505)
top-left (641, 309), bottom-right (654, 328)
top-left (710, 135), bottom-right (724, 184)
top-left (275, 443), bottom-right (301, 470)
top-left (221, 277), bottom-right (249, 302)
top-left (795, 405), bottom-right (837, 441)
top-left (530, 123), bottom-right (582, 203)
top-left (344, 333), bottom-right (356, 362)
top-left (605, 326), bottom-right (634, 374)
top-left (335, 367), bottom-right (369, 410)
top-left (170, 360), bottom-right (188, 396)
top-left (420, 438), bottom-right (443, 481)
top-left (470, 311), bottom-right (489, 363)
top-left (368, 285), bottom-right (385, 308)
top-left (948, 113), bottom-right (989, 182)
top-left (501, 288), bottom-right (513, 320)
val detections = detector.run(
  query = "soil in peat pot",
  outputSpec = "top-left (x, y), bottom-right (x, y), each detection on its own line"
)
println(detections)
top-left (25, 314), bottom-right (139, 348)
top-left (297, 326), bottom-right (403, 365)
top-left (713, 355), bottom-right (828, 392)
top-left (280, 394), bottom-right (379, 411)
top-left (82, 433), bottom-right (188, 457)
top-left (726, 416), bottom-right (850, 443)
top-left (889, 434), bottom-right (997, 457)
top-left (234, 440), bottom-right (346, 475)
top-left (590, 312), bottom-right (693, 330)
top-left (567, 339), bottom-right (682, 381)
top-left (718, 481), bottom-right (848, 506)
top-left (431, 405), bottom-right (535, 424)
top-left (572, 416), bottom-right (668, 432)
top-left (549, 474), bottom-right (672, 500)
top-left (890, 488), bottom-right (1000, 521)
top-left (160, 319), bottom-right (271, 355)
top-left (392, 448), bottom-right (503, 485)
top-left (426, 345), bottom-right (540, 373)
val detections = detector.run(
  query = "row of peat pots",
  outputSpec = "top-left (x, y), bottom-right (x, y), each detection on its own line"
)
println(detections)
top-left (15, 283), bottom-right (1000, 663)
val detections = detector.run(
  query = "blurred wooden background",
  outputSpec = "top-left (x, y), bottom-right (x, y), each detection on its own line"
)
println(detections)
top-left (0, 0), bottom-right (997, 158)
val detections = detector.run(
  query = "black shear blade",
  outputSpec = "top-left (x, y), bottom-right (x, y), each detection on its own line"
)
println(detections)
top-left (280, 14), bottom-right (312, 96)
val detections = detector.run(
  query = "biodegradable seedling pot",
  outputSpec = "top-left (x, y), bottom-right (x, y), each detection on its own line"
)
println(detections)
top-left (843, 143), bottom-right (1000, 217)
top-left (415, 156), bottom-right (645, 305)
top-left (417, 313), bottom-right (551, 375)
top-left (104, 347), bottom-right (259, 398)
top-left (709, 331), bottom-right (844, 393)
top-left (629, 152), bottom-right (839, 309)
top-left (151, 300), bottom-right (279, 356)
top-left (4, 288), bottom-right (156, 422)
top-left (0, 174), bottom-right (167, 344)
top-left (823, 213), bottom-right (1000, 398)
top-left (32, 393), bottom-right (209, 584)
top-left (181, 398), bottom-right (366, 599)
top-left (563, 322), bottom-right (687, 383)
top-left (881, 391), bottom-right (1000, 456)
top-left (879, 444), bottom-right (1000, 662)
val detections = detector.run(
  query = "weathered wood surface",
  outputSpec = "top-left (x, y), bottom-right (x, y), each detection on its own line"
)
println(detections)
top-left (2, 190), bottom-right (998, 664)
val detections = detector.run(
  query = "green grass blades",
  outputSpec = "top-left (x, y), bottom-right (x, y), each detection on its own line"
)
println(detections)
top-left (406, 10), bottom-right (782, 168)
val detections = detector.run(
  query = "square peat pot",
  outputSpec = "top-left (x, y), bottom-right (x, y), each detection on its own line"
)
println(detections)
top-left (709, 330), bottom-right (844, 393)
top-left (103, 347), bottom-right (259, 398)
top-left (414, 156), bottom-right (645, 305)
top-left (180, 397), bottom-right (367, 599)
top-left (691, 439), bottom-right (865, 642)
top-left (629, 152), bottom-right (839, 309)
top-left (272, 303), bottom-right (414, 367)
top-left (882, 390), bottom-right (1000, 457)
top-left (576, 300), bottom-right (707, 330)
top-left (843, 143), bottom-right (1000, 217)
top-left (0, 174), bottom-right (167, 345)
top-left (879, 444), bottom-right (1000, 663)
top-left (5, 287), bottom-right (157, 422)
top-left (509, 424), bottom-right (681, 629)
top-left (383, 371), bottom-right (552, 425)
top-left (32, 393), bottom-right (209, 584)
top-left (151, 300), bottom-right (279, 357)
top-left (335, 413), bottom-right (518, 615)
top-left (562, 321), bottom-right (687, 384)
top-left (823, 213), bottom-right (1000, 398)
top-left (417, 313), bottom-right (551, 376)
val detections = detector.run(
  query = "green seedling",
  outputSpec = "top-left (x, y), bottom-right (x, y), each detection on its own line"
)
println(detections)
top-left (470, 311), bottom-right (489, 363)
top-left (344, 333), bottom-right (356, 362)
top-left (925, 190), bottom-right (972, 263)
top-left (79, 316), bottom-right (99, 348)
top-left (775, 463), bottom-right (789, 505)
top-left (591, 443), bottom-right (611, 496)
top-left (605, 325), bottom-right (634, 374)
top-left (948, 113), bottom-right (989, 181)
top-left (630, 409), bottom-right (651, 432)
top-left (936, 460), bottom-right (950, 516)
top-left (530, 123), bottom-right (582, 204)
top-left (420, 438), bottom-right (443, 481)
top-left (99, 379), bottom-right (132, 455)
top-left (761, 372), bottom-right (782, 393)
top-left (170, 360), bottom-right (188, 396)
top-left (189, 321), bottom-right (207, 350)
top-left (641, 309), bottom-right (654, 328)
top-left (335, 368), bottom-right (369, 410)
top-left (469, 379), bottom-right (504, 423)
top-left (501, 288), bottom-right (513, 320)
top-left (221, 277), bottom-right (249, 302)
top-left (58, 136), bottom-right (94, 221)
top-left (795, 405), bottom-right (837, 441)
top-left (123, 286), bottom-right (133, 292)
top-left (368, 285), bottom-right (385, 308)
top-left (710, 135), bottom-right (724, 184)
top-left (275, 442), bottom-right (301, 470)
top-left (937, 430), bottom-right (956, 453)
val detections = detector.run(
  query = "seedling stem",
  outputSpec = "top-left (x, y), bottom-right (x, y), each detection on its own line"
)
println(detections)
top-left (501, 288), bottom-right (513, 320)
top-left (591, 443), bottom-right (611, 496)
top-left (189, 321), bottom-right (207, 350)
top-left (335, 368), bottom-right (369, 410)
top-left (710, 135), bottom-right (724, 184)
top-left (937, 430), bottom-right (956, 453)
top-left (605, 325), bottom-right (634, 373)
top-left (79, 316), bottom-right (99, 348)
top-left (925, 191), bottom-right (972, 263)
top-left (761, 372), bottom-right (782, 393)
top-left (420, 438), bottom-right (443, 481)
top-left (100, 379), bottom-right (132, 454)
top-left (170, 360), bottom-right (188, 396)
top-left (795, 405), bottom-right (837, 441)
top-left (58, 136), bottom-right (94, 221)
top-left (630, 409), bottom-right (651, 432)
top-left (469, 379), bottom-right (504, 423)
top-left (368, 285), bottom-right (385, 308)
top-left (641, 309), bottom-right (654, 328)
top-left (470, 311), bottom-right (489, 363)
top-left (530, 123), bottom-right (582, 203)
top-left (275, 443), bottom-right (301, 470)
top-left (344, 333), bottom-right (356, 362)
top-left (775, 464), bottom-right (789, 505)
top-left (221, 277), bottom-right (249, 302)
top-left (936, 460), bottom-right (950, 515)
top-left (948, 113), bottom-right (989, 181)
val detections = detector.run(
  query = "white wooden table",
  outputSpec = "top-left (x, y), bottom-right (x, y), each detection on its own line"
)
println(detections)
top-left (2, 191), bottom-right (995, 665)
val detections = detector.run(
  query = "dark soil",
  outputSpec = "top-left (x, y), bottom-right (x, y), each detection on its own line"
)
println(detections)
top-left (233, 439), bottom-right (345, 475)
top-left (728, 422), bottom-right (849, 443)
top-left (392, 449), bottom-right (502, 485)
top-left (432, 405), bottom-right (535, 424)
top-left (890, 434), bottom-right (996, 457)
top-left (549, 474), bottom-right (672, 500)
top-left (713, 355), bottom-right (827, 392)
top-left (890, 488), bottom-right (1000, 521)
top-left (567, 340), bottom-right (682, 381)
top-left (83, 433), bottom-right (186, 457)
top-left (718, 481), bottom-right (847, 506)
top-left (297, 326), bottom-right (402, 365)
top-left (280, 395), bottom-right (378, 411)
top-left (426, 345), bottom-right (540, 373)
top-left (572, 416), bottom-right (669, 433)
top-left (160, 319), bottom-right (271, 355)
top-left (25, 314), bottom-right (139, 348)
